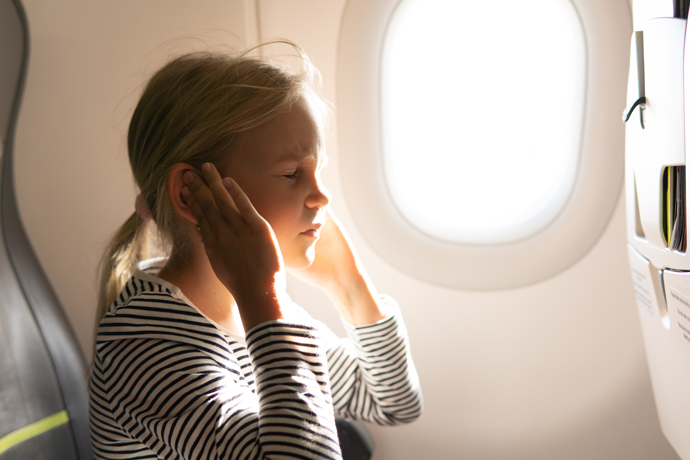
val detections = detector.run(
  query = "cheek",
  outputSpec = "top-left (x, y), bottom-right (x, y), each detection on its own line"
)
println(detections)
top-left (251, 194), bottom-right (299, 235)
top-left (235, 177), bottom-right (302, 236)
top-left (241, 184), bottom-right (281, 222)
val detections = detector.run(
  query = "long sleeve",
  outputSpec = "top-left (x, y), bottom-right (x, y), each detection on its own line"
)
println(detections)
top-left (89, 268), bottom-right (422, 460)
top-left (323, 296), bottom-right (423, 425)
top-left (90, 320), bottom-right (343, 460)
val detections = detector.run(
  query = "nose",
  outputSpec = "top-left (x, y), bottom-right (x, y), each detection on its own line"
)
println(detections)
top-left (306, 177), bottom-right (331, 209)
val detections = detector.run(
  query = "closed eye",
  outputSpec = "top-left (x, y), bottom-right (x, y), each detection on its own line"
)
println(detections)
top-left (283, 170), bottom-right (299, 179)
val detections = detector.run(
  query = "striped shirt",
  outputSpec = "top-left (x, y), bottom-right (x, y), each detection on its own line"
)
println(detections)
top-left (89, 259), bottom-right (422, 460)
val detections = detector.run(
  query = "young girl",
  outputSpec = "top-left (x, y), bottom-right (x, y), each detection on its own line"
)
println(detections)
top-left (89, 43), bottom-right (422, 460)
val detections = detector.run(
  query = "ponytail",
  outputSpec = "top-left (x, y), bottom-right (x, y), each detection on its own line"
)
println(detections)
top-left (95, 213), bottom-right (150, 333)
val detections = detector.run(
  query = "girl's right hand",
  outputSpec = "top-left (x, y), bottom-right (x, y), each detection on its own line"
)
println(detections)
top-left (182, 163), bottom-right (285, 329)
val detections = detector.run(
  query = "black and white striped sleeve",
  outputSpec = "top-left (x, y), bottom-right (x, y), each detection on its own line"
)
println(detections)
top-left (324, 296), bottom-right (423, 425)
top-left (92, 322), bottom-right (343, 460)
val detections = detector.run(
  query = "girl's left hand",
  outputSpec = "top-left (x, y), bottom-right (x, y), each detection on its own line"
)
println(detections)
top-left (290, 208), bottom-right (385, 325)
top-left (291, 208), bottom-right (354, 289)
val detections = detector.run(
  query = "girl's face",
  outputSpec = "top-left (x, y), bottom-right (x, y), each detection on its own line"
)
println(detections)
top-left (221, 94), bottom-right (331, 269)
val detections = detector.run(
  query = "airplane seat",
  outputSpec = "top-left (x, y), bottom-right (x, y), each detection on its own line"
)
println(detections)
top-left (0, 0), bottom-right (92, 458)
top-left (335, 417), bottom-right (375, 460)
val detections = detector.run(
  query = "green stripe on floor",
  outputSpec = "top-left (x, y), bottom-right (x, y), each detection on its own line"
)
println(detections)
top-left (0, 410), bottom-right (70, 454)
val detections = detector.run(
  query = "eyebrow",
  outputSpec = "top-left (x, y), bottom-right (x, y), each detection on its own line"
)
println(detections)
top-left (276, 152), bottom-right (329, 166)
top-left (275, 151), bottom-right (307, 163)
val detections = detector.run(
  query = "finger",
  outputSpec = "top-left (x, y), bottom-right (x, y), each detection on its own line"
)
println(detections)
top-left (324, 206), bottom-right (347, 232)
top-left (222, 176), bottom-right (267, 228)
top-left (221, 177), bottom-right (240, 214)
top-left (200, 163), bottom-right (244, 225)
top-left (182, 178), bottom-right (216, 240)
top-left (182, 184), bottom-right (211, 232)
top-left (183, 170), bottom-right (226, 231)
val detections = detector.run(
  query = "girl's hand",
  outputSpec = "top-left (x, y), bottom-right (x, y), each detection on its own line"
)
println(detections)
top-left (182, 163), bottom-right (285, 329)
top-left (290, 208), bottom-right (385, 325)
top-left (291, 209), bottom-right (355, 288)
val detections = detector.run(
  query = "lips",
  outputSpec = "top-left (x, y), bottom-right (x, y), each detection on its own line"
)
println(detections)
top-left (301, 223), bottom-right (323, 237)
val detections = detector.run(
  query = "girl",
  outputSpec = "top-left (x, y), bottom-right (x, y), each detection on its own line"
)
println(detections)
top-left (89, 43), bottom-right (422, 460)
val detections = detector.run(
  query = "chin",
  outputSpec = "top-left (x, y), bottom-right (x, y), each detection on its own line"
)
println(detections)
top-left (286, 248), bottom-right (316, 270)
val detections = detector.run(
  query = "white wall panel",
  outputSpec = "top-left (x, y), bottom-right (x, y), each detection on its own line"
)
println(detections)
top-left (16, 0), bottom-right (248, 357)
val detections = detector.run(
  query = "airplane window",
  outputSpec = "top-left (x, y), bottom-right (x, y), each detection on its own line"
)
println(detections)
top-left (337, 0), bottom-right (630, 289)
top-left (381, 0), bottom-right (586, 244)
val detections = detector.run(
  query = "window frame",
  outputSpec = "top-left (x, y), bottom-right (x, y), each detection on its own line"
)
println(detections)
top-left (336, 0), bottom-right (632, 289)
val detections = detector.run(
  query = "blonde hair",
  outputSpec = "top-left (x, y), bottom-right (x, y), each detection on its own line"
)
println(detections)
top-left (96, 42), bottom-right (323, 332)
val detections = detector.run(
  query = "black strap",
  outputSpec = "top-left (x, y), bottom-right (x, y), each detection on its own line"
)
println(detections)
top-left (622, 96), bottom-right (646, 123)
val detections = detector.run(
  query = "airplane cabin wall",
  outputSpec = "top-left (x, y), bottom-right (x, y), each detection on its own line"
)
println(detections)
top-left (12, 0), bottom-right (681, 459)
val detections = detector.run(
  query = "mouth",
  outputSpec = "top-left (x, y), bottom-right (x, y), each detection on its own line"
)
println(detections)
top-left (300, 223), bottom-right (323, 238)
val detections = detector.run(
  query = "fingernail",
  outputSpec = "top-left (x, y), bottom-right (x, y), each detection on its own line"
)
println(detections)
top-left (202, 163), bottom-right (212, 174)
top-left (223, 178), bottom-right (232, 188)
top-left (183, 171), bottom-right (194, 183)
top-left (181, 186), bottom-right (190, 197)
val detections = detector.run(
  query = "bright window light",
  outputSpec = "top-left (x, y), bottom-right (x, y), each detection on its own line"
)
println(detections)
top-left (381, 0), bottom-right (586, 244)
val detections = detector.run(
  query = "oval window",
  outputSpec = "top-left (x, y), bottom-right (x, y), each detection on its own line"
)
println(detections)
top-left (381, 0), bottom-right (586, 244)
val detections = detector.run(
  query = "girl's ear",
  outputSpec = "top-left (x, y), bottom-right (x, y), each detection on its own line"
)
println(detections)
top-left (167, 163), bottom-right (199, 225)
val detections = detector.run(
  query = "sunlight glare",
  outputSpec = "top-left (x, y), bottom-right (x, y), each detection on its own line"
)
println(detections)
top-left (381, 0), bottom-right (586, 243)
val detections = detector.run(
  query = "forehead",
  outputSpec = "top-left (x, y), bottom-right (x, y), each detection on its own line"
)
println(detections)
top-left (230, 94), bottom-right (326, 167)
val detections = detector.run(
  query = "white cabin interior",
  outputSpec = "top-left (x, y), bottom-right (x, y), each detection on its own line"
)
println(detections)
top-left (10, 0), bottom-right (685, 458)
